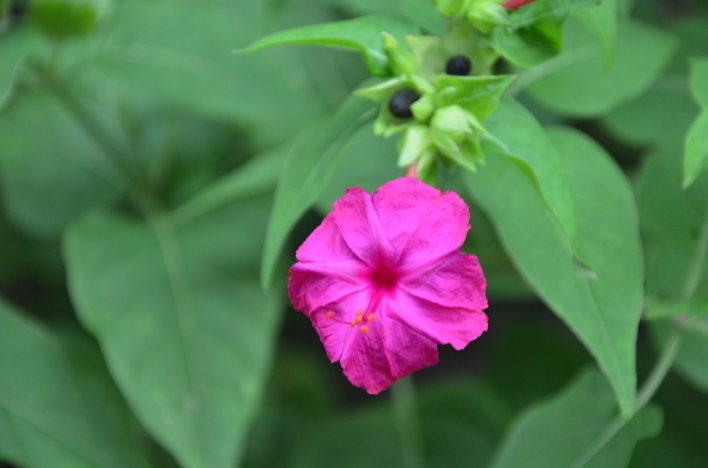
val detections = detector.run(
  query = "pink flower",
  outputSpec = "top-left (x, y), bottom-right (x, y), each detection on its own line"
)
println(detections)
top-left (288, 177), bottom-right (488, 394)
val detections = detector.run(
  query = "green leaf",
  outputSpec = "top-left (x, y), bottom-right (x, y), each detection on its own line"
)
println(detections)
top-left (64, 197), bottom-right (282, 468)
top-left (647, 296), bottom-right (708, 320)
top-left (0, 299), bottom-right (152, 468)
top-left (684, 58), bottom-right (708, 188)
top-left (636, 142), bottom-right (708, 304)
top-left (504, 0), bottom-right (601, 28)
top-left (0, 25), bottom-right (39, 110)
top-left (466, 126), bottom-right (644, 418)
top-left (435, 74), bottom-right (515, 120)
top-left (652, 317), bottom-right (708, 394)
top-left (315, 122), bottom-right (402, 214)
top-left (241, 13), bottom-right (421, 77)
top-left (485, 0), bottom-right (600, 68)
top-left (483, 99), bottom-right (578, 257)
top-left (261, 94), bottom-right (376, 289)
top-left (89, 0), bottom-right (328, 145)
top-left (520, 19), bottom-right (676, 116)
top-left (485, 18), bottom-right (564, 68)
top-left (291, 381), bottom-right (503, 468)
top-left (577, 0), bottom-right (618, 68)
top-left (601, 17), bottom-right (708, 147)
top-left (403, 0), bottom-right (445, 35)
top-left (491, 370), bottom-right (663, 468)
top-left (601, 79), bottom-right (697, 147)
top-left (171, 145), bottom-right (287, 227)
top-left (0, 86), bottom-right (122, 239)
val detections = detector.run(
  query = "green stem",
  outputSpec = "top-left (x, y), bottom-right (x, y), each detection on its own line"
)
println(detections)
top-left (682, 205), bottom-right (708, 300)
top-left (571, 323), bottom-right (682, 468)
top-left (634, 321), bottom-right (683, 414)
top-left (46, 39), bottom-right (63, 76)
top-left (391, 377), bottom-right (425, 468)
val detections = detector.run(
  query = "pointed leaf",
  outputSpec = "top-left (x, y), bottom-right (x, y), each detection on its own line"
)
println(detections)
top-left (483, 99), bottom-right (578, 257)
top-left (64, 196), bottom-right (282, 468)
top-left (653, 316), bottom-right (708, 395)
top-left (0, 300), bottom-right (152, 468)
top-left (492, 370), bottom-right (662, 468)
top-left (241, 14), bottom-right (421, 76)
top-left (484, 0), bottom-right (600, 68)
top-left (261, 94), bottom-right (376, 289)
top-left (577, 0), bottom-right (618, 68)
top-left (435, 75), bottom-right (515, 120)
top-left (684, 58), bottom-right (708, 187)
top-left (0, 85), bottom-right (122, 239)
top-left (315, 122), bottom-right (402, 214)
top-left (467, 127), bottom-right (643, 417)
top-left (0, 25), bottom-right (39, 110)
top-left (91, 0), bottom-right (328, 144)
top-left (522, 19), bottom-right (676, 116)
top-left (636, 142), bottom-right (708, 304)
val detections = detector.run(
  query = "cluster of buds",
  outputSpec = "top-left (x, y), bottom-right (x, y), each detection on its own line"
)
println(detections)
top-left (357, 27), bottom-right (513, 182)
top-left (432, 0), bottom-right (512, 33)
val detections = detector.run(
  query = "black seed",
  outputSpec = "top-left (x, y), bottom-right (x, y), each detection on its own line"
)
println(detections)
top-left (388, 88), bottom-right (421, 119)
top-left (446, 55), bottom-right (472, 76)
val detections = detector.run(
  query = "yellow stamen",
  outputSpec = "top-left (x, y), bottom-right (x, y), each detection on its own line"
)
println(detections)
top-left (360, 325), bottom-right (370, 335)
top-left (367, 314), bottom-right (375, 322)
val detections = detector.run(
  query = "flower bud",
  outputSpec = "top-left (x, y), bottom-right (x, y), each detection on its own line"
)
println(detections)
top-left (31, 0), bottom-right (110, 38)
top-left (467, 0), bottom-right (511, 34)
top-left (382, 32), bottom-right (417, 76)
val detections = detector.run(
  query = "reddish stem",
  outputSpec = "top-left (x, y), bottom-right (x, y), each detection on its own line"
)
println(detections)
top-left (406, 162), bottom-right (419, 178)
top-left (502, 0), bottom-right (539, 10)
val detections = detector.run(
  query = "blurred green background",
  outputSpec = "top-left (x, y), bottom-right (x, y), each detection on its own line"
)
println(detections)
top-left (2, 1), bottom-right (708, 468)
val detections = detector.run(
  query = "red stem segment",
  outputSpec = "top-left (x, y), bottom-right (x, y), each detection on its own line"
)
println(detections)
top-left (502, 0), bottom-right (539, 10)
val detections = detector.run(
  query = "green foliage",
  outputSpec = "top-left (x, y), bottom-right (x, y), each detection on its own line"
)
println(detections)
top-left (261, 95), bottom-right (376, 288)
top-left (0, 84), bottom-right (122, 239)
top-left (653, 317), bottom-right (708, 395)
top-left (90, 0), bottom-right (329, 145)
top-left (577, 0), bottom-right (617, 67)
top-left (1, 0), bottom-right (707, 466)
top-left (466, 127), bottom-right (644, 418)
top-left (491, 370), bottom-right (663, 468)
top-left (482, 99), bottom-right (578, 258)
top-left (0, 299), bottom-right (152, 468)
top-left (241, 13), bottom-right (421, 77)
top-left (521, 19), bottom-right (676, 116)
top-left (484, 0), bottom-right (601, 68)
top-left (684, 58), bottom-right (708, 187)
top-left (0, 25), bottom-right (39, 109)
top-left (64, 196), bottom-right (282, 468)
top-left (636, 142), bottom-right (708, 306)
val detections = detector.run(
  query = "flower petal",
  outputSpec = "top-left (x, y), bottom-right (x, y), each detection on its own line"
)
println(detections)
top-left (295, 211), bottom-right (360, 263)
top-left (333, 187), bottom-right (395, 268)
top-left (372, 178), bottom-right (470, 269)
top-left (288, 261), bottom-right (368, 315)
top-left (386, 290), bottom-right (488, 351)
top-left (400, 252), bottom-right (487, 311)
top-left (308, 290), bottom-right (371, 363)
top-left (340, 310), bottom-right (438, 394)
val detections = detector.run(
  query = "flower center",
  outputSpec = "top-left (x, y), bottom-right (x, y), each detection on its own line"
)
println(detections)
top-left (370, 264), bottom-right (400, 292)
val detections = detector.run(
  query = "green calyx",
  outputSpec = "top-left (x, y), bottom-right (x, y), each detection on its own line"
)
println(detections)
top-left (357, 24), bottom-right (513, 181)
top-left (431, 0), bottom-right (511, 34)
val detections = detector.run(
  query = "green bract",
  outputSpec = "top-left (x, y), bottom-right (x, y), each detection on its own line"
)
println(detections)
top-left (357, 31), bottom-right (512, 179)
